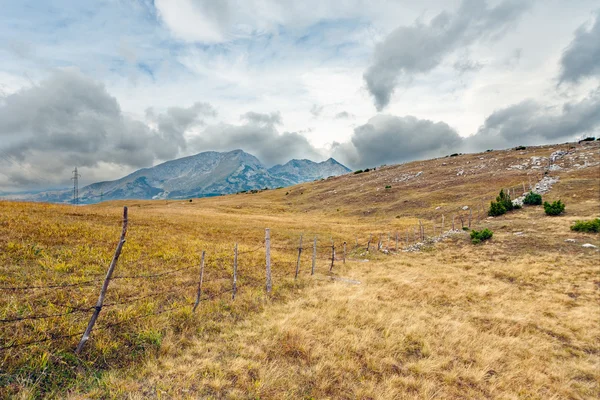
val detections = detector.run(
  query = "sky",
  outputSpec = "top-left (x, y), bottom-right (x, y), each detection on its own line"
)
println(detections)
top-left (0, 0), bottom-right (598, 192)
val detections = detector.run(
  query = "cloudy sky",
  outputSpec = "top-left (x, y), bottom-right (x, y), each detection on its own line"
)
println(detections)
top-left (0, 0), bottom-right (598, 192)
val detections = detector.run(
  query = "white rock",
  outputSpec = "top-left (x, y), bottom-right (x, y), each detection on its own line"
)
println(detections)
top-left (548, 164), bottom-right (562, 171)
top-left (435, 206), bottom-right (441, 210)
top-left (415, 171), bottom-right (423, 177)
top-left (564, 239), bottom-right (576, 243)
top-left (513, 232), bottom-right (524, 236)
top-left (462, 206), bottom-right (469, 210)
top-left (457, 170), bottom-right (464, 176)
top-left (582, 243), bottom-right (598, 248)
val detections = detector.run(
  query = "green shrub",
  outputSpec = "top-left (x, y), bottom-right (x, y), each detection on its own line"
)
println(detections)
top-left (579, 137), bottom-right (595, 143)
top-left (523, 191), bottom-right (542, 205)
top-left (385, 185), bottom-right (391, 189)
top-left (515, 145), bottom-right (526, 150)
top-left (488, 201), bottom-right (507, 216)
top-left (544, 200), bottom-right (565, 216)
top-left (450, 153), bottom-right (459, 157)
top-left (471, 228), bottom-right (493, 244)
top-left (570, 218), bottom-right (600, 233)
top-left (496, 189), bottom-right (514, 212)
top-left (354, 169), bottom-right (363, 174)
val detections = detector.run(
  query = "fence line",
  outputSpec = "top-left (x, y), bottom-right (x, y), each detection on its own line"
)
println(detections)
top-left (1, 181), bottom-right (528, 354)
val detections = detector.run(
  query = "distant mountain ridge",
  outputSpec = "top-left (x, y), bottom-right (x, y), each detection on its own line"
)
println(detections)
top-left (9, 150), bottom-right (350, 204)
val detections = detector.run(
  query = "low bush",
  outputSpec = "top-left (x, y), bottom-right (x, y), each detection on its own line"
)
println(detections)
top-left (471, 228), bottom-right (493, 244)
top-left (515, 145), bottom-right (527, 150)
top-left (385, 185), bottom-right (391, 189)
top-left (570, 218), bottom-right (600, 233)
top-left (450, 153), bottom-right (459, 157)
top-left (354, 170), bottom-right (363, 174)
top-left (488, 201), bottom-right (507, 216)
top-left (579, 137), bottom-right (595, 143)
top-left (543, 200), bottom-right (565, 216)
top-left (523, 191), bottom-right (542, 205)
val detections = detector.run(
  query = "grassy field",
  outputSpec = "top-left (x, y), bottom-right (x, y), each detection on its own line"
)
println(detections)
top-left (1, 142), bottom-right (598, 398)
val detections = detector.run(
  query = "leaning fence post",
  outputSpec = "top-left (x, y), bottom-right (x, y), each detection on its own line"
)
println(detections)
top-left (366, 234), bottom-right (372, 252)
top-left (343, 242), bottom-right (346, 264)
top-left (295, 234), bottom-right (303, 279)
top-left (330, 238), bottom-right (335, 272)
top-left (312, 236), bottom-right (317, 275)
top-left (265, 228), bottom-right (271, 294)
top-left (232, 243), bottom-right (238, 300)
top-left (377, 234), bottom-right (382, 251)
top-left (75, 206), bottom-right (128, 354)
top-left (192, 250), bottom-right (206, 313)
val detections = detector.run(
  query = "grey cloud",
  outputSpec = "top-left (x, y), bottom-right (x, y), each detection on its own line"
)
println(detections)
top-left (334, 111), bottom-right (355, 120)
top-left (189, 116), bottom-right (323, 166)
top-left (241, 111), bottom-right (282, 125)
top-left (466, 87), bottom-right (600, 150)
top-left (334, 114), bottom-right (462, 168)
top-left (559, 12), bottom-right (600, 83)
top-left (0, 69), bottom-right (211, 189)
top-left (453, 59), bottom-right (484, 74)
top-left (364, 0), bottom-right (528, 110)
top-left (310, 104), bottom-right (323, 117)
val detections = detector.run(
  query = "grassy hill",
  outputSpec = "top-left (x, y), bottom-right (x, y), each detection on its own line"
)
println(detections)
top-left (1, 141), bottom-right (598, 398)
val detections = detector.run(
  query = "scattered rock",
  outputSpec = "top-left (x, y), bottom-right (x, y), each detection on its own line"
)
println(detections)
top-left (550, 150), bottom-right (567, 163)
top-left (462, 206), bottom-right (469, 210)
top-left (582, 243), bottom-right (598, 248)
top-left (548, 164), bottom-right (562, 171)
top-left (513, 232), bottom-right (524, 236)
top-left (457, 170), bottom-right (464, 176)
top-left (435, 206), bottom-right (441, 210)
top-left (415, 171), bottom-right (423, 177)
top-left (565, 239), bottom-right (576, 243)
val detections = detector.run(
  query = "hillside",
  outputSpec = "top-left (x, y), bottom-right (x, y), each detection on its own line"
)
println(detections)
top-left (0, 141), bottom-right (598, 399)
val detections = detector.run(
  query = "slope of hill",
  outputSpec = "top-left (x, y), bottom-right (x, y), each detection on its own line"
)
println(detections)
top-left (7, 150), bottom-right (351, 203)
top-left (0, 141), bottom-right (598, 399)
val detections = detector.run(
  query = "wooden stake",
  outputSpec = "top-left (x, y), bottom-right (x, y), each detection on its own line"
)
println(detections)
top-left (76, 206), bottom-right (128, 354)
top-left (312, 236), bottom-right (317, 276)
top-left (419, 220), bottom-right (424, 241)
top-left (232, 243), bottom-right (238, 300)
top-left (377, 233), bottom-right (382, 251)
top-left (468, 208), bottom-right (472, 228)
top-left (343, 242), bottom-right (346, 264)
top-left (192, 250), bottom-right (205, 313)
top-left (330, 238), bottom-right (335, 272)
top-left (366, 234), bottom-right (372, 252)
top-left (442, 214), bottom-right (445, 232)
top-left (295, 234), bottom-right (303, 279)
top-left (522, 181), bottom-right (526, 194)
top-left (452, 215), bottom-right (456, 231)
top-left (395, 232), bottom-right (399, 252)
top-left (265, 228), bottom-right (272, 294)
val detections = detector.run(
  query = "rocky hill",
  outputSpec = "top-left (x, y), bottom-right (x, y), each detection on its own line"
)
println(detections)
top-left (10, 150), bottom-right (350, 203)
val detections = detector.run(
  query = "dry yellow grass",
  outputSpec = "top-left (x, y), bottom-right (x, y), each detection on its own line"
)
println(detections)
top-left (1, 142), bottom-right (598, 398)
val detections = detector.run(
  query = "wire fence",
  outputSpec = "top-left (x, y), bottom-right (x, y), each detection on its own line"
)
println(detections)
top-left (0, 177), bottom-right (534, 354)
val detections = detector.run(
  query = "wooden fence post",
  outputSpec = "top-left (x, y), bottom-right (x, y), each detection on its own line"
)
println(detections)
top-left (232, 243), bottom-right (238, 300)
top-left (442, 214), bottom-right (445, 232)
top-left (395, 232), bottom-right (399, 252)
top-left (330, 238), bottom-right (335, 272)
top-left (265, 228), bottom-right (272, 294)
top-left (406, 229), bottom-right (409, 247)
top-left (312, 236), bottom-right (317, 276)
top-left (343, 242), bottom-right (346, 264)
top-left (192, 250), bottom-right (205, 313)
top-left (413, 227), bottom-right (417, 242)
top-left (419, 220), bottom-right (424, 241)
top-left (433, 221), bottom-right (436, 237)
top-left (522, 181), bottom-right (526, 194)
top-left (468, 208), bottom-right (472, 228)
top-left (76, 206), bottom-right (128, 354)
top-left (366, 234), bottom-right (372, 252)
top-left (377, 233), bottom-right (382, 251)
top-left (295, 234), bottom-right (303, 279)
top-left (452, 215), bottom-right (456, 231)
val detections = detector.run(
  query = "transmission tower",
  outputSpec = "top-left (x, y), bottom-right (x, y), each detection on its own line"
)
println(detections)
top-left (71, 167), bottom-right (81, 205)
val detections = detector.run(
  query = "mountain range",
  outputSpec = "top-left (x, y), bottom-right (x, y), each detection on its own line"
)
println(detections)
top-left (11, 150), bottom-right (350, 204)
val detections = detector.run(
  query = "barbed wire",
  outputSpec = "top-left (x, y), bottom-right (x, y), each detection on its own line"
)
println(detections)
top-left (0, 306), bottom-right (95, 323)
top-left (0, 279), bottom-right (99, 291)
top-left (111, 265), bottom-right (196, 280)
